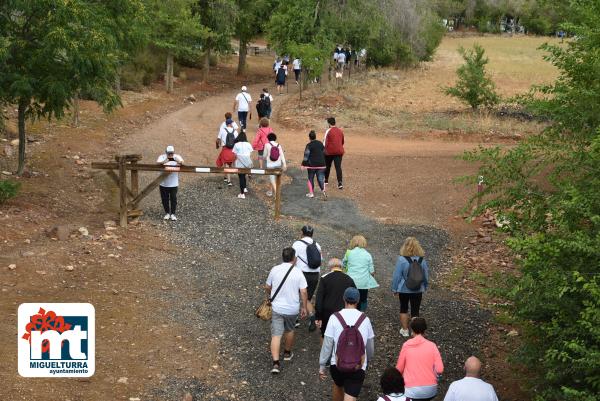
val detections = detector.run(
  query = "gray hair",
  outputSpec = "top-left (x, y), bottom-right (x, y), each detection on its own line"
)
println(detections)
top-left (328, 258), bottom-right (343, 269)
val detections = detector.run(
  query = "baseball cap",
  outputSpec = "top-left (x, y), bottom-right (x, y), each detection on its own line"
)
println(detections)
top-left (241, 85), bottom-right (247, 91)
top-left (225, 118), bottom-right (233, 125)
top-left (166, 145), bottom-right (175, 153)
top-left (343, 287), bottom-right (360, 304)
top-left (301, 225), bottom-right (314, 236)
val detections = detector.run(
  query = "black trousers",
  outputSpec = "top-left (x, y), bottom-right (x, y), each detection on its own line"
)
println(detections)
top-left (160, 186), bottom-right (178, 214)
top-left (325, 155), bottom-right (343, 185)
top-left (238, 173), bottom-right (247, 194)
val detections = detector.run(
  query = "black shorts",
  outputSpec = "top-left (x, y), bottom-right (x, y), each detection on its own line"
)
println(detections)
top-left (303, 272), bottom-right (320, 299)
top-left (399, 292), bottom-right (423, 315)
top-left (330, 365), bottom-right (365, 397)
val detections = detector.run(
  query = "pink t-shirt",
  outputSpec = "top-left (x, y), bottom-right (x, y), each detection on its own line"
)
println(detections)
top-left (252, 127), bottom-right (273, 151)
top-left (396, 335), bottom-right (444, 387)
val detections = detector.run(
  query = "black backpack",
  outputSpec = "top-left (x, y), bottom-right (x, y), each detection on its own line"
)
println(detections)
top-left (299, 239), bottom-right (321, 269)
top-left (224, 128), bottom-right (236, 149)
top-left (404, 256), bottom-right (424, 290)
top-left (263, 95), bottom-right (271, 110)
top-left (257, 99), bottom-right (268, 116)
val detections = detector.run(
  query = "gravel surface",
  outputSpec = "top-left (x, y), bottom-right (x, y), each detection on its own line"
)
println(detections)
top-left (139, 169), bottom-right (491, 401)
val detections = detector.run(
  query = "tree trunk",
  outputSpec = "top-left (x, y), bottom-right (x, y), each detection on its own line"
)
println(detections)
top-left (16, 99), bottom-right (27, 176)
top-left (115, 66), bottom-right (121, 93)
top-left (202, 48), bottom-right (211, 83)
top-left (166, 52), bottom-right (174, 93)
top-left (237, 37), bottom-right (248, 76)
top-left (72, 91), bottom-right (80, 127)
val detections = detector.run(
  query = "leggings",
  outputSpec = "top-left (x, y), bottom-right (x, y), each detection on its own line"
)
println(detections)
top-left (307, 168), bottom-right (325, 193)
top-left (325, 155), bottom-right (343, 185)
top-left (358, 289), bottom-right (369, 312)
top-left (159, 186), bottom-right (177, 214)
top-left (238, 173), bottom-right (247, 194)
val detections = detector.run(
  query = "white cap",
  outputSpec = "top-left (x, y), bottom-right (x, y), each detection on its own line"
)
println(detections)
top-left (166, 145), bottom-right (174, 153)
top-left (241, 86), bottom-right (247, 91)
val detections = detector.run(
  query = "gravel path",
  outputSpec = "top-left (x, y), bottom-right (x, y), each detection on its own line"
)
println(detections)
top-left (137, 166), bottom-right (490, 401)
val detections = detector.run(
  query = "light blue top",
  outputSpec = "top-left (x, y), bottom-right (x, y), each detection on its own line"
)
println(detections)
top-left (391, 256), bottom-right (429, 293)
top-left (343, 247), bottom-right (379, 290)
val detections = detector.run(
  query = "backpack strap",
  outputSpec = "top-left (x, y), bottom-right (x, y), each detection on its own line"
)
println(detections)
top-left (270, 265), bottom-right (294, 303)
top-left (404, 256), bottom-right (414, 264)
top-left (417, 257), bottom-right (423, 264)
top-left (334, 311), bottom-right (348, 328)
top-left (354, 313), bottom-right (367, 329)
top-left (382, 396), bottom-right (392, 401)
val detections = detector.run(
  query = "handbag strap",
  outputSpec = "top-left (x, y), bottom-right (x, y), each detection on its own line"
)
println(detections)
top-left (270, 265), bottom-right (294, 302)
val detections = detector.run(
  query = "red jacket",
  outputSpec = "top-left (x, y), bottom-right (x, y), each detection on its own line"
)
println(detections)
top-left (252, 127), bottom-right (273, 151)
top-left (324, 127), bottom-right (344, 156)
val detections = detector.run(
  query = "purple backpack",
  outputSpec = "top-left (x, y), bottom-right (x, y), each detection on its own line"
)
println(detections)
top-left (334, 312), bottom-right (367, 372)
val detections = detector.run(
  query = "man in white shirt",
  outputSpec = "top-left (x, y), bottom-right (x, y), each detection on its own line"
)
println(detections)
top-left (156, 145), bottom-right (184, 221)
top-left (292, 225), bottom-right (322, 332)
top-left (444, 356), bottom-right (499, 401)
top-left (319, 287), bottom-right (375, 401)
top-left (233, 86), bottom-right (252, 129)
top-left (216, 112), bottom-right (239, 148)
top-left (337, 51), bottom-right (346, 70)
top-left (292, 58), bottom-right (301, 84)
top-left (265, 247), bottom-right (308, 374)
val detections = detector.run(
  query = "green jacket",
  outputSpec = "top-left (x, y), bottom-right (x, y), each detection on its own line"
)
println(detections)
top-left (343, 247), bottom-right (379, 290)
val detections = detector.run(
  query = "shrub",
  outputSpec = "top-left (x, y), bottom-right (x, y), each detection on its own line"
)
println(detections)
top-left (0, 179), bottom-right (20, 203)
top-left (444, 44), bottom-right (500, 110)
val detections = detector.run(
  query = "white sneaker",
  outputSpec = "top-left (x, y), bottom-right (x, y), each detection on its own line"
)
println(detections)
top-left (400, 328), bottom-right (410, 337)
top-left (237, 194), bottom-right (246, 199)
top-left (163, 214), bottom-right (170, 220)
top-left (170, 215), bottom-right (177, 221)
top-left (243, 188), bottom-right (248, 193)
top-left (306, 193), bottom-right (314, 198)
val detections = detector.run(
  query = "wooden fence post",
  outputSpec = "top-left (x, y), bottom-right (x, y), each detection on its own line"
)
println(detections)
top-left (117, 156), bottom-right (127, 228)
top-left (274, 174), bottom-right (282, 219)
top-left (130, 160), bottom-right (139, 198)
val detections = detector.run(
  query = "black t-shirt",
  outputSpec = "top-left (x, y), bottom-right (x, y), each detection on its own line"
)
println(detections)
top-left (315, 271), bottom-right (356, 319)
top-left (303, 140), bottom-right (326, 167)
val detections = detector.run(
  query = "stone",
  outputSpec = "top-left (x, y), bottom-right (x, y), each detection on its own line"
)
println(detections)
top-left (104, 220), bottom-right (117, 229)
top-left (65, 265), bottom-right (74, 272)
top-left (47, 225), bottom-right (72, 241)
top-left (8, 264), bottom-right (16, 270)
top-left (36, 270), bottom-right (47, 275)
top-left (21, 251), bottom-right (35, 257)
top-left (480, 236), bottom-right (492, 243)
top-left (78, 227), bottom-right (89, 236)
top-left (507, 329), bottom-right (519, 337)
top-left (1, 171), bottom-right (12, 176)
top-left (10, 139), bottom-right (19, 146)
top-left (117, 377), bottom-right (128, 384)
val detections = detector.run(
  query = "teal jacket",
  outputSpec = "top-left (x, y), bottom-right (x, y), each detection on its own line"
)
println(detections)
top-left (343, 247), bottom-right (379, 290)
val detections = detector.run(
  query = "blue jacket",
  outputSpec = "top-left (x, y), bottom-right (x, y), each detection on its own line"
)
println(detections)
top-left (391, 256), bottom-right (429, 293)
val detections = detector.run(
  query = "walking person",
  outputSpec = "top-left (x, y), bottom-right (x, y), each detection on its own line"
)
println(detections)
top-left (343, 235), bottom-right (378, 311)
top-left (319, 287), bottom-right (375, 401)
top-left (217, 112), bottom-right (239, 146)
top-left (266, 247), bottom-right (308, 374)
top-left (396, 317), bottom-right (444, 401)
top-left (232, 130), bottom-right (253, 199)
top-left (292, 225), bottom-right (323, 332)
top-left (233, 86), bottom-right (252, 129)
top-left (264, 132), bottom-right (287, 197)
top-left (251, 117), bottom-right (273, 169)
top-left (444, 356), bottom-right (498, 401)
top-left (377, 367), bottom-right (407, 401)
top-left (293, 57), bottom-right (301, 84)
top-left (315, 258), bottom-right (356, 341)
top-left (324, 117), bottom-right (345, 189)
top-left (275, 63), bottom-right (287, 94)
top-left (391, 237), bottom-right (430, 337)
top-left (216, 118), bottom-right (238, 187)
top-left (262, 88), bottom-right (273, 118)
top-left (302, 130), bottom-right (327, 199)
top-left (156, 145), bottom-right (184, 221)
top-left (256, 94), bottom-right (269, 119)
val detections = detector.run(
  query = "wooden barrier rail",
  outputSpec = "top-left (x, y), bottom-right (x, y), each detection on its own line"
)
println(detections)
top-left (92, 154), bottom-right (284, 228)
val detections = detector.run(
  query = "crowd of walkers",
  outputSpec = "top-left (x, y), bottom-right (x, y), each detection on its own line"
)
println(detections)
top-left (264, 227), bottom-right (499, 401)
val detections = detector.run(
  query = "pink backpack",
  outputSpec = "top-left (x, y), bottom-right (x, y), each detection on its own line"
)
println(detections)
top-left (334, 312), bottom-right (367, 372)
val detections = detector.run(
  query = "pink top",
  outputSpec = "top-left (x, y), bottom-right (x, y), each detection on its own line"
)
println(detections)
top-left (252, 127), bottom-right (273, 151)
top-left (396, 335), bottom-right (444, 387)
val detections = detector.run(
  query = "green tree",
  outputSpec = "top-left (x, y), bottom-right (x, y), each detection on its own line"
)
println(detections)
top-left (445, 44), bottom-right (500, 110)
top-left (0, 1), bottom-right (129, 175)
top-left (462, 1), bottom-right (600, 399)
top-left (235, 0), bottom-right (276, 76)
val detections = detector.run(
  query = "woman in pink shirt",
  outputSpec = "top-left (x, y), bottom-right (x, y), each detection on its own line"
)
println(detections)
top-left (396, 317), bottom-right (443, 401)
top-left (252, 117), bottom-right (273, 169)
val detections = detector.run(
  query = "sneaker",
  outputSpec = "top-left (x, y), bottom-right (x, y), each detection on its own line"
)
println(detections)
top-left (170, 215), bottom-right (177, 221)
top-left (294, 319), bottom-right (301, 328)
top-left (338, 184), bottom-right (344, 190)
top-left (400, 328), bottom-right (410, 337)
top-left (163, 214), bottom-right (170, 220)
top-left (266, 190), bottom-right (273, 197)
top-left (283, 351), bottom-right (294, 361)
top-left (223, 177), bottom-right (228, 183)
top-left (243, 188), bottom-right (248, 193)
top-left (227, 181), bottom-right (233, 187)
top-left (271, 361), bottom-right (280, 374)
top-left (237, 194), bottom-right (246, 199)
top-left (306, 193), bottom-right (314, 198)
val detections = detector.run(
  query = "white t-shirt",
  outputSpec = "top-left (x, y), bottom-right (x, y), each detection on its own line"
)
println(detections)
top-left (232, 141), bottom-right (254, 168)
top-left (218, 121), bottom-right (239, 141)
top-left (156, 154), bottom-right (183, 187)
top-left (292, 237), bottom-right (322, 273)
top-left (337, 52), bottom-right (346, 63)
top-left (266, 262), bottom-right (308, 315)
top-left (235, 92), bottom-right (252, 112)
top-left (274, 60), bottom-right (282, 72)
top-left (293, 59), bottom-right (301, 70)
top-left (324, 308), bottom-right (375, 370)
top-left (264, 141), bottom-right (286, 168)
top-left (377, 394), bottom-right (407, 401)
top-left (444, 377), bottom-right (498, 401)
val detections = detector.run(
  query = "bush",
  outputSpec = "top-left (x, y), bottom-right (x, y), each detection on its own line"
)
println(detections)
top-left (444, 44), bottom-right (500, 110)
top-left (0, 179), bottom-right (20, 203)
top-left (120, 47), bottom-right (165, 91)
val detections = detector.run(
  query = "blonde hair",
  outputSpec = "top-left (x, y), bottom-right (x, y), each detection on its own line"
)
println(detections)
top-left (400, 237), bottom-right (425, 257)
top-left (259, 117), bottom-right (270, 127)
top-left (349, 235), bottom-right (367, 249)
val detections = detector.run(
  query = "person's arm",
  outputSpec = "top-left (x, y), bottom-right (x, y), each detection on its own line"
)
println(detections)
top-left (265, 284), bottom-right (272, 297)
top-left (156, 155), bottom-right (165, 165)
top-left (423, 259), bottom-right (430, 290)
top-left (368, 252), bottom-right (374, 274)
top-left (434, 344), bottom-right (444, 375)
top-left (233, 99), bottom-right (237, 112)
top-left (314, 278), bottom-right (324, 320)
top-left (366, 337), bottom-right (375, 362)
top-left (299, 288), bottom-right (308, 319)
top-left (174, 155), bottom-right (184, 165)
top-left (319, 336), bottom-right (334, 373)
top-left (323, 129), bottom-right (329, 147)
top-left (391, 259), bottom-right (401, 294)
top-left (396, 346), bottom-right (406, 373)
top-left (281, 147), bottom-right (287, 170)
